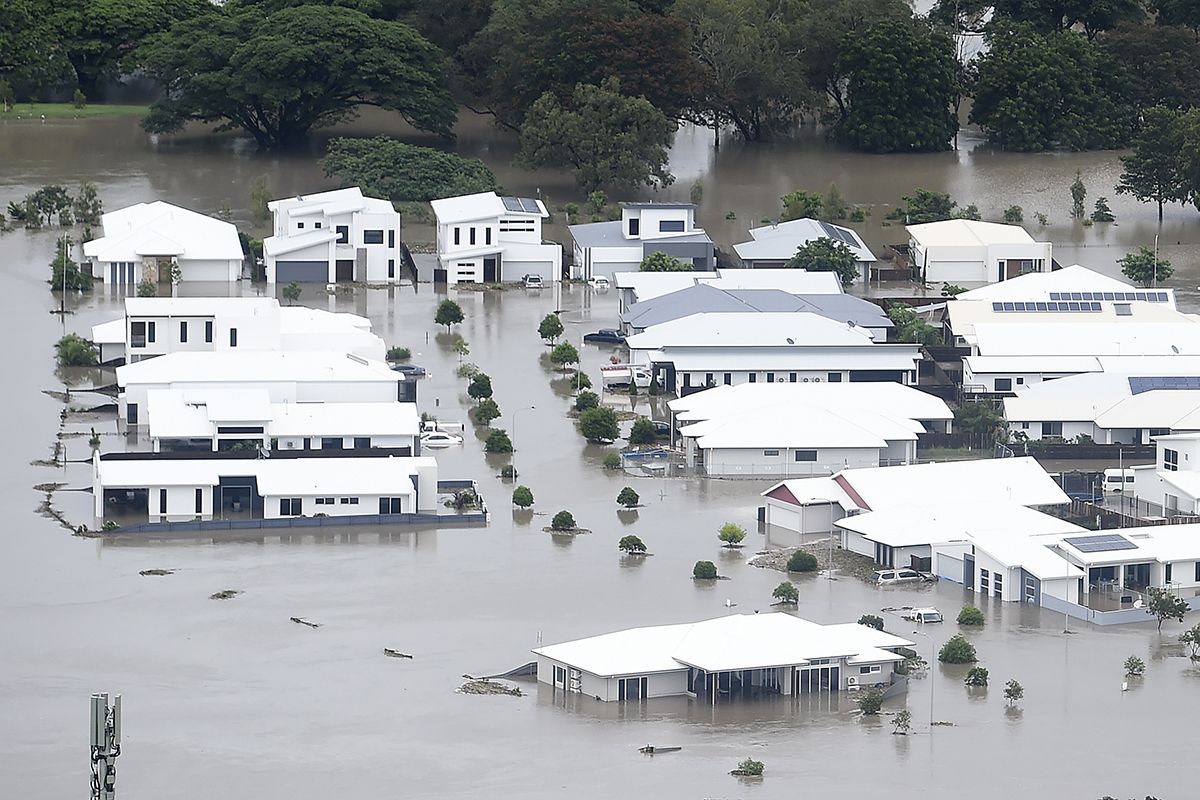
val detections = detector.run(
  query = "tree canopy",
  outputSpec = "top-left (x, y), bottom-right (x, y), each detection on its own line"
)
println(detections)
top-left (1119, 246), bottom-right (1172, 288)
top-left (640, 251), bottom-right (691, 272)
top-left (323, 137), bottom-right (496, 203)
top-left (1116, 106), bottom-right (1187, 221)
top-left (136, 3), bottom-right (455, 148)
top-left (784, 238), bottom-right (859, 286)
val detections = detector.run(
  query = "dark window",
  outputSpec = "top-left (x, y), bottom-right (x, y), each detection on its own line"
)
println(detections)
top-left (1165, 448), bottom-right (1179, 471)
top-left (379, 497), bottom-right (403, 514)
top-left (1195, 561), bottom-right (1200, 582)
top-left (1016, 377), bottom-right (1024, 385)
top-left (388, 230), bottom-right (395, 248)
top-left (279, 498), bottom-right (302, 516)
top-left (216, 426), bottom-right (264, 435)
top-left (180, 321), bottom-right (187, 343)
top-left (297, 222), bottom-right (305, 229)
top-left (469, 227), bottom-right (476, 246)
top-left (1041, 422), bottom-right (1063, 437)
top-left (682, 374), bottom-right (691, 388)
top-left (388, 260), bottom-right (395, 279)
top-left (749, 373), bottom-right (757, 383)
top-left (315, 222), bottom-right (322, 229)
top-left (789, 373), bottom-right (797, 383)
top-left (628, 218), bottom-right (640, 236)
top-left (131, 321), bottom-right (146, 348)
top-left (705, 373), bottom-right (713, 385)
top-left (349, 497), bottom-right (358, 505)
top-left (147, 321), bottom-right (156, 343)
top-left (229, 328), bottom-right (238, 348)
top-left (159, 489), bottom-right (167, 514)
top-left (353, 437), bottom-right (371, 449)
top-left (364, 229), bottom-right (384, 244)
top-left (659, 219), bottom-right (685, 232)
top-left (321, 437), bottom-right (343, 450)
top-left (1166, 563), bottom-right (1173, 583)
top-left (126, 403), bottom-right (138, 425)
top-left (766, 372), bottom-right (775, 383)
top-left (205, 320), bottom-right (213, 343)
top-left (795, 450), bottom-right (818, 462)
top-left (485, 228), bottom-right (492, 245)
top-left (723, 373), bottom-right (732, 385)
top-left (336, 225), bottom-right (349, 244)
top-left (763, 449), bottom-right (780, 457)
top-left (195, 488), bottom-right (203, 514)
top-left (827, 372), bottom-right (842, 383)
top-left (995, 378), bottom-right (1013, 392)
top-left (453, 227), bottom-right (460, 245)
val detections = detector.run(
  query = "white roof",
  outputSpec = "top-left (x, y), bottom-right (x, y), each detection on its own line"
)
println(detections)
top-left (84, 202), bottom-right (242, 263)
top-left (1049, 523), bottom-right (1200, 566)
top-left (97, 455), bottom-right (435, 495)
top-left (837, 503), bottom-right (1085, 549)
top-left (836, 456), bottom-right (1069, 512)
top-left (269, 401), bottom-right (420, 437)
top-left (761, 476), bottom-right (859, 509)
top-left (1004, 372), bottom-right (1200, 430)
top-left (430, 191), bottom-right (547, 223)
top-left (906, 219), bottom-right (1038, 247)
top-left (267, 187), bottom-right (394, 216)
top-left (534, 614), bottom-right (912, 677)
top-left (612, 271), bottom-right (719, 301)
top-left (733, 218), bottom-right (876, 263)
top-left (278, 306), bottom-right (372, 332)
top-left (122, 297), bottom-right (278, 318)
top-left (956, 265), bottom-right (1169, 303)
top-left (263, 229), bottom-right (338, 258)
top-left (970, 529), bottom-right (1085, 580)
top-left (654, 346), bottom-right (922, 373)
top-left (702, 269), bottom-right (844, 294)
top-left (972, 321), bottom-right (1200, 357)
top-left (670, 382), bottom-right (952, 424)
top-left (681, 403), bottom-right (918, 449)
top-left (947, 298), bottom-right (1194, 346)
top-left (91, 318), bottom-right (125, 345)
top-left (117, 351), bottom-right (399, 388)
top-left (626, 312), bottom-right (876, 351)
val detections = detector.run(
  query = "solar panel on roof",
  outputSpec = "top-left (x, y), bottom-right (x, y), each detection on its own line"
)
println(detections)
top-left (993, 300), bottom-right (1101, 313)
top-left (501, 196), bottom-right (523, 212)
top-left (818, 221), bottom-right (859, 247)
top-left (1063, 533), bottom-right (1137, 553)
top-left (520, 197), bottom-right (541, 213)
top-left (1128, 376), bottom-right (1200, 394)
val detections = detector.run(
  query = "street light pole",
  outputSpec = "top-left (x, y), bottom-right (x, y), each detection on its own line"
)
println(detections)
top-left (911, 630), bottom-right (934, 731)
top-left (512, 405), bottom-right (535, 479)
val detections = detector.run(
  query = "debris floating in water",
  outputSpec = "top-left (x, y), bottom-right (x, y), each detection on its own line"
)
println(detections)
top-left (383, 648), bottom-right (414, 659)
top-left (290, 616), bottom-right (321, 628)
top-left (639, 745), bottom-right (682, 755)
top-left (139, 569), bottom-right (174, 576)
top-left (457, 676), bottom-right (522, 696)
top-left (209, 590), bottom-right (241, 600)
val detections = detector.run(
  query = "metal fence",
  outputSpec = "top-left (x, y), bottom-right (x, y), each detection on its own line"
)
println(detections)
top-left (103, 510), bottom-right (488, 538)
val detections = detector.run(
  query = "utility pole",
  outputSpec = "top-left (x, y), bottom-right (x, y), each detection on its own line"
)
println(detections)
top-left (90, 693), bottom-right (121, 800)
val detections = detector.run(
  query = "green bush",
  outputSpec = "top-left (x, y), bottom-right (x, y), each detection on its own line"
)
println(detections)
top-left (456, 362), bottom-right (480, 379)
top-left (386, 346), bottom-right (411, 361)
top-left (574, 390), bottom-right (599, 412)
top-left (1003, 679), bottom-right (1024, 705)
top-left (473, 398), bottom-right (501, 425)
top-left (567, 370), bottom-right (592, 390)
top-left (857, 689), bottom-right (883, 715)
top-left (511, 485), bottom-right (533, 508)
top-left (858, 614), bottom-right (884, 631)
top-left (549, 341), bottom-right (579, 370)
top-left (49, 249), bottom-right (93, 291)
top-left (55, 333), bottom-right (97, 367)
top-left (628, 417), bottom-right (657, 445)
top-left (718, 522), bottom-right (746, 546)
top-left (500, 464), bottom-right (518, 479)
top-left (467, 373), bottom-right (493, 401)
top-left (538, 313), bottom-right (564, 342)
top-left (322, 137), bottom-right (498, 202)
top-left (551, 510), bottom-right (576, 531)
top-left (579, 406), bottom-right (619, 442)
top-left (602, 451), bottom-right (622, 470)
top-left (1124, 655), bottom-right (1145, 676)
top-left (693, 560), bottom-right (717, 580)
top-left (772, 581), bottom-right (798, 603)
top-left (957, 605), bottom-right (985, 626)
top-left (734, 757), bottom-right (764, 777)
top-left (618, 534), bottom-right (646, 554)
top-left (964, 666), bottom-right (989, 686)
top-left (484, 429), bottom-right (513, 453)
top-left (786, 550), bottom-right (819, 572)
top-left (136, 278), bottom-right (156, 297)
top-left (281, 281), bottom-right (302, 304)
top-left (939, 634), bottom-right (977, 664)
top-left (617, 487), bottom-right (640, 507)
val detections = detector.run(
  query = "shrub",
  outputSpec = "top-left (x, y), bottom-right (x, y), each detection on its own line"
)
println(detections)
top-left (858, 614), bottom-right (884, 631)
top-left (281, 281), bottom-right (302, 304)
top-left (964, 666), bottom-right (989, 687)
top-left (50, 248), bottom-right (93, 291)
top-left (549, 341), bottom-right (579, 370)
top-left (1003, 679), bottom-right (1024, 706)
top-left (772, 581), bottom-right (799, 604)
top-left (574, 390), bottom-right (599, 412)
top-left (322, 137), bottom-right (497, 202)
top-left (55, 334), bottom-right (97, 367)
top-left (467, 373), bottom-right (493, 402)
top-left (616, 487), bottom-right (640, 507)
top-left (484, 429), bottom-right (513, 453)
top-left (456, 362), bottom-right (480, 379)
top-left (538, 313), bottom-right (564, 342)
top-left (693, 560), bottom-right (717, 580)
top-left (857, 689), bottom-right (883, 715)
top-left (718, 522), bottom-right (746, 546)
top-left (136, 278), bottom-right (156, 297)
top-left (474, 398), bottom-right (501, 425)
top-left (579, 406), bottom-right (619, 442)
top-left (500, 465), bottom-right (517, 479)
top-left (939, 634), bottom-right (977, 664)
top-left (734, 757), bottom-right (764, 777)
top-left (602, 451), bottom-right (622, 470)
top-left (551, 510), bottom-right (576, 531)
top-left (618, 534), bottom-right (646, 554)
top-left (72, 88), bottom-right (87, 108)
top-left (957, 605), bottom-right (985, 626)
top-left (565, 369), bottom-right (592, 390)
top-left (434, 299), bottom-right (464, 331)
top-left (1002, 204), bottom-right (1024, 224)
top-left (386, 346), bottom-right (411, 361)
top-left (786, 550), bottom-right (818, 572)
top-left (1124, 655), bottom-right (1145, 676)
top-left (628, 417), bottom-right (657, 445)
top-left (892, 708), bottom-right (912, 735)
top-left (511, 485), bottom-right (533, 508)
top-left (640, 251), bottom-right (690, 272)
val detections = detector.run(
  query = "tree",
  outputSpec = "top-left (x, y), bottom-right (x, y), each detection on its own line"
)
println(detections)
top-left (1119, 247), bottom-right (1172, 288)
top-left (1003, 679), bottom-right (1024, 706)
top-left (574, 391), bottom-right (600, 412)
top-left (281, 282), bottom-right (301, 304)
top-left (772, 581), bottom-right (799, 604)
top-left (55, 333), bottom-right (97, 367)
top-left (453, 338), bottom-right (470, 361)
top-left (858, 614), bottom-right (884, 631)
top-left (579, 406), bottom-right (620, 442)
top-left (781, 190), bottom-right (824, 222)
top-left (1116, 107), bottom-right (1187, 222)
top-left (838, 20), bottom-right (958, 153)
top-left (1090, 197), bottom-right (1114, 222)
top-left (989, 0), bottom-right (1145, 38)
top-left (435, 299), bottom-right (464, 331)
top-left (1103, 24), bottom-right (1200, 113)
top-left (549, 342), bottom-right (579, 371)
top-left (618, 534), bottom-right (647, 554)
top-left (136, 278), bottom-right (156, 297)
top-left (551, 510), bottom-right (577, 531)
top-left (733, 757), bottom-right (764, 777)
top-left (955, 402), bottom-right (1003, 448)
top-left (899, 188), bottom-right (956, 223)
top-left (1071, 171), bottom-right (1087, 218)
top-left (629, 418), bottom-right (657, 445)
top-left (136, 4), bottom-right (455, 148)
top-left (517, 78), bottom-right (675, 193)
top-left (784, 238), bottom-right (858, 286)
top-left (888, 305), bottom-right (941, 347)
top-left (639, 250), bottom-right (691, 272)
top-left (892, 708), bottom-right (912, 735)
top-left (964, 666), bottom-right (989, 686)
top-left (467, 373), bottom-right (493, 402)
top-left (538, 313), bottom-right (564, 343)
top-left (322, 137), bottom-right (497, 203)
top-left (938, 634), bottom-right (978, 663)
top-left (953, 204), bottom-right (982, 221)
top-left (693, 560), bottom-right (718, 579)
top-left (603, 451), bottom-right (623, 470)
top-left (484, 429), bottom-right (513, 453)
top-left (941, 284), bottom-right (967, 297)
top-left (474, 398), bottom-right (501, 425)
top-left (786, 550), bottom-right (818, 572)
top-left (49, 245), bottom-right (92, 291)
top-left (1003, 205), bottom-right (1024, 224)
top-left (718, 522), bottom-right (746, 547)
top-left (857, 689), bottom-right (883, 715)
top-left (970, 25), bottom-right (1133, 151)
top-left (386, 346), bottom-right (411, 362)
top-left (512, 485), bottom-right (534, 508)
top-left (72, 181), bottom-right (102, 226)
top-left (1179, 622), bottom-right (1200, 659)
top-left (1124, 655), bottom-right (1145, 676)
top-left (616, 487), bottom-right (640, 508)
top-left (569, 370), bottom-right (593, 390)
top-left (957, 605), bottom-right (985, 626)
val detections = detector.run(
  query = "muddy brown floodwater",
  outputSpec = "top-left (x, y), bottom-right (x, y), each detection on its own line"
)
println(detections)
top-left (1, 112), bottom-right (1198, 800)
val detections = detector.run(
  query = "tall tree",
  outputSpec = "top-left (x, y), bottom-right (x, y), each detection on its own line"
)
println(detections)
top-left (136, 3), bottom-right (455, 148)
top-left (1116, 106), bottom-right (1187, 221)
top-left (1150, 0), bottom-right (1200, 33)
top-left (838, 19), bottom-right (959, 153)
top-left (989, 0), bottom-right (1145, 38)
top-left (784, 238), bottom-right (859, 286)
top-left (1101, 23), bottom-right (1200, 113)
top-left (322, 138), bottom-right (497, 202)
top-left (517, 78), bottom-right (675, 193)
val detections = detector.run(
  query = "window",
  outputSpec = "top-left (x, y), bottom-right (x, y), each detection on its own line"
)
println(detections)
top-left (205, 320), bottom-right (213, 343)
top-left (1165, 448), bottom-right (1179, 471)
top-left (469, 227), bottom-right (476, 245)
top-left (764, 449), bottom-right (781, 457)
top-left (1165, 563), bottom-right (1173, 583)
top-left (628, 218), bottom-right (639, 236)
top-left (364, 229), bottom-right (384, 244)
top-left (766, 373), bottom-right (775, 383)
top-left (995, 378), bottom-right (1013, 392)
top-left (353, 437), bottom-right (371, 449)
top-left (339, 497), bottom-right (359, 505)
top-left (453, 227), bottom-right (461, 245)
top-left (147, 321), bottom-right (155, 343)
top-left (179, 321), bottom-right (187, 343)
top-left (827, 372), bottom-right (842, 383)
top-left (379, 497), bottom-right (404, 514)
top-left (979, 569), bottom-right (989, 591)
top-left (1148, 428), bottom-right (1170, 438)
top-left (682, 374), bottom-right (691, 388)
top-left (126, 403), bottom-right (138, 425)
top-left (618, 676), bottom-right (647, 701)
top-left (195, 488), bottom-right (203, 514)
top-left (336, 225), bottom-right (349, 244)
top-left (279, 498), bottom-right (302, 516)
top-left (705, 373), bottom-right (713, 386)
top-left (312, 497), bottom-right (334, 505)
top-left (859, 665), bottom-right (881, 675)
top-left (297, 222), bottom-right (305, 229)
top-left (789, 373), bottom-right (797, 383)
top-left (794, 450), bottom-right (817, 462)
top-left (131, 321), bottom-right (146, 348)
top-left (1016, 377), bottom-right (1024, 385)
top-left (388, 260), bottom-right (395, 279)
top-left (1041, 422), bottom-right (1063, 437)
top-left (1021, 422), bottom-right (1029, 429)
top-left (659, 219), bottom-right (685, 232)
top-left (321, 437), bottom-right (343, 450)
top-left (723, 373), bottom-right (732, 385)
top-left (229, 328), bottom-right (238, 348)
top-left (159, 489), bottom-right (167, 514)
top-left (388, 230), bottom-right (395, 248)
top-left (485, 228), bottom-right (491, 245)
top-left (749, 373), bottom-right (757, 383)
top-left (1195, 561), bottom-right (1200, 582)
top-left (315, 222), bottom-right (322, 229)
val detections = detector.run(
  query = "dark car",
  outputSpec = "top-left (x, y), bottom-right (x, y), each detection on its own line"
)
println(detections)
top-left (652, 420), bottom-right (671, 438)
top-left (390, 364), bottom-right (427, 377)
top-left (583, 329), bottom-right (626, 345)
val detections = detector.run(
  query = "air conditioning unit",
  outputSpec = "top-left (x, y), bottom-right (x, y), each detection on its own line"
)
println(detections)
top-left (846, 675), bottom-right (859, 687)
top-left (286, 441), bottom-right (295, 449)
top-left (801, 377), bottom-right (810, 382)
top-left (813, 377), bottom-right (822, 382)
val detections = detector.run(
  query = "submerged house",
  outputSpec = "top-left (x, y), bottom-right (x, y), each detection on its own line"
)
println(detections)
top-left (732, 218), bottom-right (876, 281)
top-left (533, 613), bottom-right (914, 703)
top-left (430, 191), bottom-right (561, 285)
top-left (905, 219), bottom-right (1052, 285)
top-left (569, 202), bottom-right (714, 280)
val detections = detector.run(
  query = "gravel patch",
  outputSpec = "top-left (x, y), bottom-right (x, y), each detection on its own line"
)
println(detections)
top-left (749, 537), bottom-right (879, 582)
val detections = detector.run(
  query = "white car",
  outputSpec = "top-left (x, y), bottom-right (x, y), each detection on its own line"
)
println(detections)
top-left (872, 568), bottom-right (925, 586)
top-left (590, 275), bottom-right (610, 290)
top-left (420, 431), bottom-right (464, 447)
top-left (523, 274), bottom-right (544, 289)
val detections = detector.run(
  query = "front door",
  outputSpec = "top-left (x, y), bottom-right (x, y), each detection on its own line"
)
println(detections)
top-left (483, 256), bottom-right (498, 283)
top-left (335, 260), bottom-right (354, 281)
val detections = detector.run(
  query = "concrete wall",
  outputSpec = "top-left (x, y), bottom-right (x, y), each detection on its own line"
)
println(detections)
top-left (535, 657), bottom-right (687, 701)
top-left (703, 446), bottom-right (880, 478)
top-left (180, 258), bottom-right (242, 282)
top-left (148, 484), bottom-right (214, 522)
top-left (263, 491), bottom-right (415, 519)
top-left (764, 498), bottom-right (842, 538)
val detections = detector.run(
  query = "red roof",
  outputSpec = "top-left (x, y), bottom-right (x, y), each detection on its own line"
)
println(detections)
top-left (764, 484), bottom-right (801, 506)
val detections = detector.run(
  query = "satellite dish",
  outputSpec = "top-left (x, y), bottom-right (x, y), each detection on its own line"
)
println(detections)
top-left (786, 337), bottom-right (795, 344)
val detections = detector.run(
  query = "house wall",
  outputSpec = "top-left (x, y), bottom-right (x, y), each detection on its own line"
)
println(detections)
top-left (579, 245), bottom-right (644, 280)
top-left (972, 549), bottom-right (1021, 602)
top-left (1007, 420), bottom-right (1097, 443)
top-left (179, 258), bottom-right (242, 283)
top-left (764, 498), bottom-right (843, 538)
top-left (271, 434), bottom-right (416, 452)
top-left (625, 207), bottom-right (696, 240)
top-left (535, 658), bottom-right (687, 701)
top-left (933, 543), bottom-right (971, 582)
top-left (269, 203), bottom-right (400, 284)
top-left (703, 446), bottom-right (880, 478)
top-left (842, 530), bottom-right (876, 558)
top-left (148, 484), bottom-right (214, 522)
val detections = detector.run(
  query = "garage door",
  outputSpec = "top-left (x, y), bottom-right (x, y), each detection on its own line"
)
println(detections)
top-left (276, 261), bottom-right (329, 283)
top-left (506, 261), bottom-right (552, 281)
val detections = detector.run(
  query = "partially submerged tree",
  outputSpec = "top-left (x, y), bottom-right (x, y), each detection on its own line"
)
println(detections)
top-left (858, 614), bottom-right (885, 631)
top-left (693, 560), bottom-right (718, 579)
top-left (1003, 679), bottom-right (1024, 706)
top-left (1119, 247), bottom-right (1172, 288)
top-left (938, 634), bottom-right (978, 664)
top-left (892, 708), bottom-right (912, 735)
top-left (1116, 106), bottom-right (1187, 222)
top-left (538, 313), bottom-right (564, 343)
top-left (616, 487), bottom-right (640, 508)
top-left (474, 398), bottom-right (501, 425)
top-left (718, 522), bottom-right (747, 547)
top-left (618, 534), bottom-right (646, 554)
top-left (281, 282), bottom-right (302, 304)
top-left (957, 605), bottom-right (985, 626)
top-left (772, 581), bottom-right (799, 604)
top-left (628, 418), bottom-right (657, 445)
top-left (1124, 655), bottom-right (1146, 676)
top-left (964, 666), bottom-right (990, 686)
top-left (511, 485), bottom-right (534, 508)
top-left (467, 373), bottom-right (494, 402)
top-left (550, 510), bottom-right (577, 531)
top-left (897, 188), bottom-right (955, 223)
top-left (857, 689), bottom-right (883, 715)
top-left (579, 406), bottom-right (619, 443)
top-left (484, 428), bottom-right (513, 453)
top-left (1179, 622), bottom-right (1200, 659)
top-left (55, 333), bottom-right (97, 367)
top-left (549, 342), bottom-right (579, 371)
top-left (323, 137), bottom-right (497, 202)
top-left (435, 299), bottom-right (464, 331)
top-left (574, 391), bottom-right (600, 412)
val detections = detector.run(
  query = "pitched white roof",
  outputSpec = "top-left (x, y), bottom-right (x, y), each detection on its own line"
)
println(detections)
top-left (761, 476), bottom-right (859, 508)
top-left (84, 202), bottom-right (242, 263)
top-left (703, 269), bottom-right (844, 294)
top-left (656, 347), bottom-right (922, 373)
top-left (268, 186), bottom-right (395, 216)
top-left (533, 614), bottom-right (913, 677)
top-left (956, 265), bottom-right (1169, 303)
top-left (91, 318), bottom-right (125, 345)
top-left (117, 351), bottom-right (399, 387)
top-left (973, 322), bottom-right (1200, 357)
top-left (835, 456), bottom-right (1069, 512)
top-left (1004, 372), bottom-right (1200, 430)
top-left (264, 229), bottom-right (338, 257)
top-left (680, 404), bottom-right (920, 450)
top-left (1049, 523), bottom-right (1200, 566)
top-left (626, 312), bottom-right (876, 350)
top-left (430, 191), bottom-right (547, 223)
top-left (669, 382), bottom-right (952, 424)
top-left (970, 530), bottom-right (1085, 580)
top-left (837, 503), bottom-right (1085, 549)
top-left (122, 297), bottom-right (278, 318)
top-left (906, 219), bottom-right (1038, 247)
top-left (733, 218), bottom-right (876, 263)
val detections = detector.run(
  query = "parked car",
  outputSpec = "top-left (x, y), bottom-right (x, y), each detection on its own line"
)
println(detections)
top-left (1103, 468), bottom-right (1134, 493)
top-left (390, 364), bottom-right (427, 377)
top-left (583, 328), bottom-right (626, 345)
top-left (590, 275), bottom-right (610, 290)
top-left (523, 274), bottom-right (544, 289)
top-left (872, 568), bottom-right (925, 586)
top-left (652, 420), bottom-right (671, 438)
top-left (420, 431), bottom-right (464, 447)
top-left (898, 606), bottom-right (943, 623)
top-left (1067, 490), bottom-right (1104, 502)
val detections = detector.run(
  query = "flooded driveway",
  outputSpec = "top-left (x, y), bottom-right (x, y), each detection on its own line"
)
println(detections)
top-left (0, 115), bottom-right (1196, 800)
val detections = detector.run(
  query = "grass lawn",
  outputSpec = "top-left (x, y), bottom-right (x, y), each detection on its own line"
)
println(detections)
top-left (1, 103), bottom-right (149, 120)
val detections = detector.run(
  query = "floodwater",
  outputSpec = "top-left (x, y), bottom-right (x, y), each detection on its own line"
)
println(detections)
top-left (1, 112), bottom-right (1198, 800)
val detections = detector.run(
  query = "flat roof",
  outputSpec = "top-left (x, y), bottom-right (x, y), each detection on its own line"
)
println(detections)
top-left (124, 297), bottom-right (278, 318)
top-left (681, 404), bottom-right (919, 449)
top-left (670, 381), bottom-right (951, 423)
top-left (97, 455), bottom-right (436, 494)
top-left (569, 220), bottom-right (712, 249)
top-left (91, 318), bottom-right (126, 345)
top-left (1004, 372), bottom-right (1200, 429)
top-left (431, 191), bottom-right (546, 223)
top-left (268, 187), bottom-right (394, 216)
top-left (973, 321), bottom-right (1200, 357)
top-left (627, 312), bottom-right (877, 350)
top-left (837, 503), bottom-right (1085, 550)
top-left (620, 201), bottom-right (697, 209)
top-left (654, 346), bottom-right (922, 373)
top-left (117, 351), bottom-right (399, 387)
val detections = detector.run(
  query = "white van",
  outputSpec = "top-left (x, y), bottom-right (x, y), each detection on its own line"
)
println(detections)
top-left (1103, 469), bottom-right (1134, 493)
